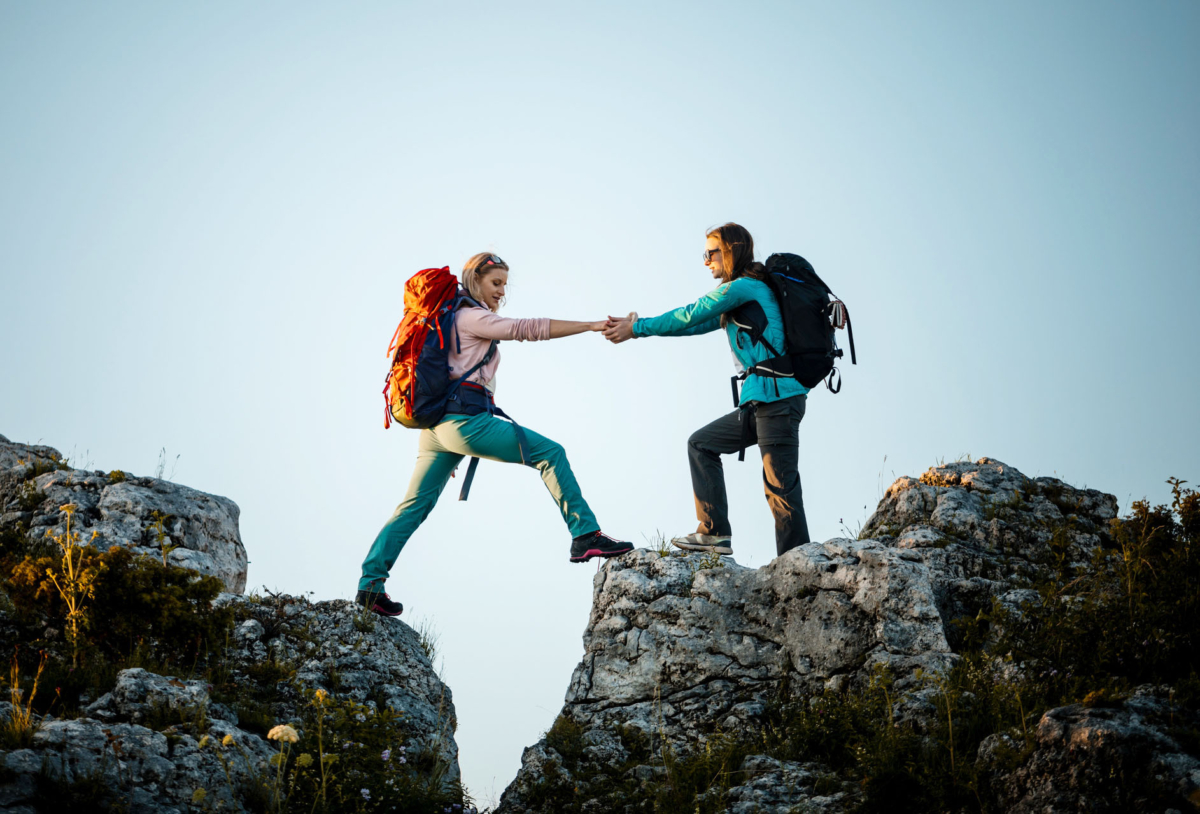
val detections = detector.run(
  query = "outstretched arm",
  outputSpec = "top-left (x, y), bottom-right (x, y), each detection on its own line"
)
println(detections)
top-left (458, 309), bottom-right (604, 342)
top-left (605, 280), bottom-right (754, 343)
top-left (548, 319), bottom-right (606, 339)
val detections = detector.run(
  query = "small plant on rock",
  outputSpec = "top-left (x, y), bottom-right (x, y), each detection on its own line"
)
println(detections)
top-left (45, 504), bottom-right (100, 668)
top-left (645, 530), bottom-right (672, 557)
top-left (413, 617), bottom-right (441, 665)
top-left (148, 510), bottom-right (178, 567)
top-left (3, 650), bottom-right (48, 749)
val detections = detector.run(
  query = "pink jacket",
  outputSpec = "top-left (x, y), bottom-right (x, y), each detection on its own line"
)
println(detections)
top-left (448, 305), bottom-right (552, 392)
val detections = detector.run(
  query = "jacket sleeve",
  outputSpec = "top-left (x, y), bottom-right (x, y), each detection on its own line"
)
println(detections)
top-left (457, 308), bottom-right (552, 342)
top-left (632, 280), bottom-right (754, 338)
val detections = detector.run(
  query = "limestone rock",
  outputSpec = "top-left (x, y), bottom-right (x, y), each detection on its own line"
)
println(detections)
top-left (219, 592), bottom-right (461, 782)
top-left (0, 594), bottom-right (460, 812)
top-left (498, 457), bottom-right (1129, 813)
top-left (979, 690), bottom-right (1200, 812)
top-left (720, 755), bottom-right (860, 813)
top-left (863, 457), bottom-right (1116, 576)
top-left (85, 668), bottom-right (213, 725)
top-left (0, 433), bottom-right (248, 592)
top-left (498, 540), bottom-right (956, 812)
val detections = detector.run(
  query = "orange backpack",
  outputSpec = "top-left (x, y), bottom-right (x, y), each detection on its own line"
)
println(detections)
top-left (382, 266), bottom-right (462, 429)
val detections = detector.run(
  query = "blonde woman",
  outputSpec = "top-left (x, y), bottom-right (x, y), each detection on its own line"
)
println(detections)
top-left (357, 252), bottom-right (632, 616)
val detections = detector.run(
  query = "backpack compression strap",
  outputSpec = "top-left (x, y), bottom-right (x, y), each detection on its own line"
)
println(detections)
top-left (737, 404), bottom-right (754, 462)
top-left (829, 299), bottom-right (856, 365)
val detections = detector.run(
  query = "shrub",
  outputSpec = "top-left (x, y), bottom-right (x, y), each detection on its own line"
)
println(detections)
top-left (544, 714), bottom-right (585, 769)
top-left (4, 544), bottom-right (233, 715)
top-left (996, 478), bottom-right (1200, 704)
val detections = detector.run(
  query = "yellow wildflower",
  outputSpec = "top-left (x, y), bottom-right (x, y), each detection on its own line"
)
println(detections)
top-left (267, 724), bottom-right (300, 744)
top-left (296, 753), bottom-right (314, 768)
top-left (191, 789), bottom-right (207, 804)
top-left (313, 689), bottom-right (328, 704)
top-left (222, 734), bottom-right (235, 747)
top-left (197, 735), bottom-right (210, 749)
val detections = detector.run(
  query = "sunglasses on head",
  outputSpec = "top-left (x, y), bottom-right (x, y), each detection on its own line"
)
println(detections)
top-left (478, 253), bottom-right (504, 269)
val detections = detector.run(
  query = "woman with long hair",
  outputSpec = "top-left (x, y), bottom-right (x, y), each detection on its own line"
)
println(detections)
top-left (603, 223), bottom-right (810, 558)
top-left (357, 252), bottom-right (632, 617)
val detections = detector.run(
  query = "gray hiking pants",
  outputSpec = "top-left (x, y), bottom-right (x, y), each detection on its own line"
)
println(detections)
top-left (687, 394), bottom-right (809, 557)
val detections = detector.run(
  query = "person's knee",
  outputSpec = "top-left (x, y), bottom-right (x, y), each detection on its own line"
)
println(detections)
top-left (688, 430), bottom-right (709, 454)
top-left (534, 439), bottom-right (566, 466)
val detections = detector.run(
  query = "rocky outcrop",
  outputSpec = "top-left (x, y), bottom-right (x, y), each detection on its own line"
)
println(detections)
top-left (0, 434), bottom-right (248, 592)
top-left (567, 539), bottom-right (953, 736)
top-left (219, 592), bottom-right (461, 782)
top-left (0, 432), bottom-right (459, 812)
top-left (979, 690), bottom-right (1200, 812)
top-left (0, 593), bottom-right (459, 813)
top-left (497, 458), bottom-right (1183, 814)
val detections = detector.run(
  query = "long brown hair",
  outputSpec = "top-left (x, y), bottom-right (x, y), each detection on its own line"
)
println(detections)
top-left (707, 222), bottom-right (766, 284)
top-left (708, 223), bottom-right (766, 328)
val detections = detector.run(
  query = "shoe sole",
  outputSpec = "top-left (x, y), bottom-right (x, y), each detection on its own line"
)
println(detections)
top-left (670, 539), bottom-right (733, 555)
top-left (569, 546), bottom-right (634, 563)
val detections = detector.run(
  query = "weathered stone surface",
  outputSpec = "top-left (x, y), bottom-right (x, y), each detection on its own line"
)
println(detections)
top-left (85, 667), bottom-right (218, 724)
top-left (0, 712), bottom-right (274, 814)
top-left (499, 539), bottom-right (957, 812)
top-left (720, 755), bottom-right (860, 814)
top-left (0, 433), bottom-right (248, 592)
top-left (218, 592), bottom-right (461, 782)
top-left (498, 458), bottom-right (1139, 813)
top-left (979, 690), bottom-right (1200, 812)
top-left (863, 457), bottom-right (1117, 580)
top-left (0, 594), bottom-right (459, 813)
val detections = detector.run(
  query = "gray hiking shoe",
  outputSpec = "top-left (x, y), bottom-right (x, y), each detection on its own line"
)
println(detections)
top-left (670, 532), bottom-right (733, 555)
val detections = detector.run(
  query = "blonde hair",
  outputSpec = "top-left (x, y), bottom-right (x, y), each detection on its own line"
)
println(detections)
top-left (461, 252), bottom-right (509, 311)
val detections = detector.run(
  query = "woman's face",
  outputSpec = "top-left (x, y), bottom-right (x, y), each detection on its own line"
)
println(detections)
top-left (479, 269), bottom-right (508, 311)
top-left (704, 236), bottom-right (725, 280)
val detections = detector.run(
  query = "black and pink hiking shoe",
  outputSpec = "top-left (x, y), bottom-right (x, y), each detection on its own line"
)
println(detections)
top-left (355, 589), bottom-right (403, 617)
top-left (569, 531), bottom-right (633, 563)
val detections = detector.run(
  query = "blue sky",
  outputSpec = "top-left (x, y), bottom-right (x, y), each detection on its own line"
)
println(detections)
top-left (2, 1), bottom-right (1197, 804)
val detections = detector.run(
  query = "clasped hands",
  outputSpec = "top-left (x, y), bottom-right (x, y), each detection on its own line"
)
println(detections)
top-left (599, 313), bottom-right (635, 344)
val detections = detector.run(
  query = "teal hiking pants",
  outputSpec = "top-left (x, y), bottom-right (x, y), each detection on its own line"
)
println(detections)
top-left (359, 413), bottom-right (600, 590)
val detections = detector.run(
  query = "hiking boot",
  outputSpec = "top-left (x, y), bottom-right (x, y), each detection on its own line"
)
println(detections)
top-left (355, 589), bottom-right (404, 617)
top-left (570, 531), bottom-right (634, 563)
top-left (670, 532), bottom-right (733, 555)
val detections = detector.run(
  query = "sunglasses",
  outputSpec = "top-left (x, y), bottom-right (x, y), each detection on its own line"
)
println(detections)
top-left (702, 248), bottom-right (721, 262)
top-left (477, 254), bottom-right (505, 270)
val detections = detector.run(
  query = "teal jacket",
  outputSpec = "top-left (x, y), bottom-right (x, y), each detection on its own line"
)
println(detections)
top-left (632, 277), bottom-right (810, 406)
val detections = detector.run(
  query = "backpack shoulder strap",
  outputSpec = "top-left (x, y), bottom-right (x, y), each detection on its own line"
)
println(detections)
top-left (728, 300), bottom-right (782, 357)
